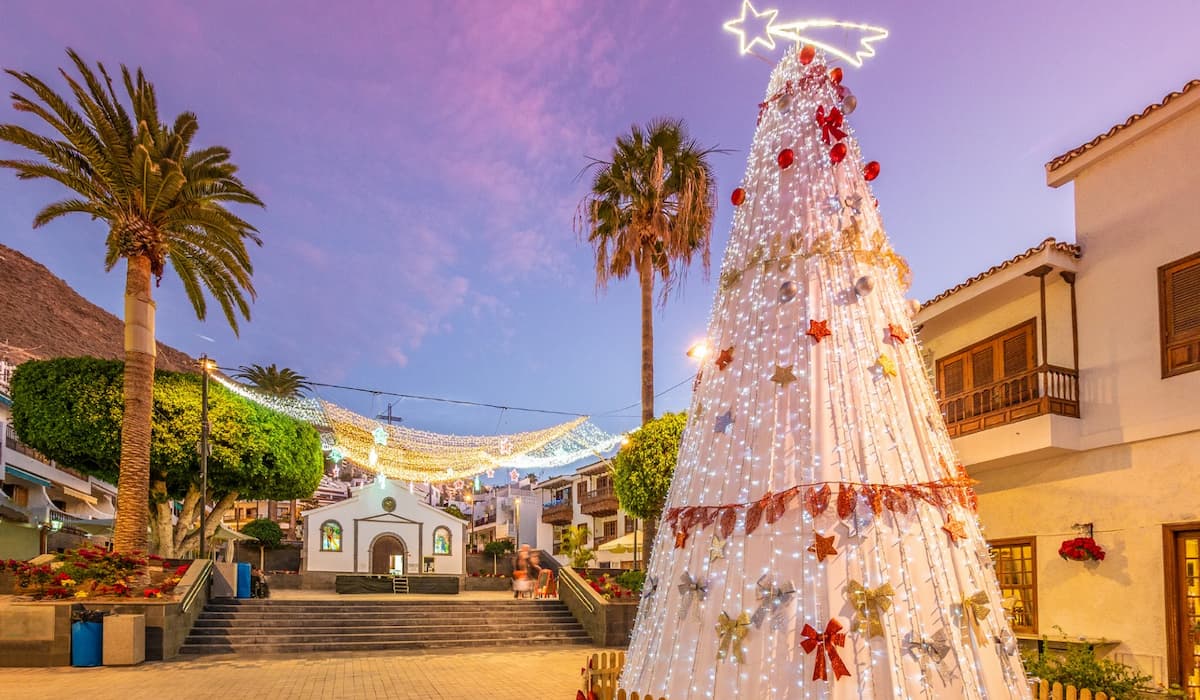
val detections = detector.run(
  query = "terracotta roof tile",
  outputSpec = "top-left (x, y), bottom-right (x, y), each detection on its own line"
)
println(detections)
top-left (921, 237), bottom-right (1081, 309)
top-left (1047, 79), bottom-right (1200, 173)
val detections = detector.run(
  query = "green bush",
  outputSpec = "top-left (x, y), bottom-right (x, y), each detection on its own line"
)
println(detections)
top-left (241, 518), bottom-right (284, 548)
top-left (1022, 646), bottom-right (1152, 698)
top-left (615, 569), bottom-right (645, 593)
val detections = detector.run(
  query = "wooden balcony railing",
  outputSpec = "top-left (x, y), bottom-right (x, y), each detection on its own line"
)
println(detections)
top-left (594, 533), bottom-right (617, 547)
top-left (579, 487), bottom-right (619, 516)
top-left (939, 364), bottom-right (1079, 438)
top-left (4, 432), bottom-right (53, 466)
top-left (542, 499), bottom-right (574, 525)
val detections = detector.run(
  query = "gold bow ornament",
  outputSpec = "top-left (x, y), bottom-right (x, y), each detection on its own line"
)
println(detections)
top-left (847, 580), bottom-right (895, 638)
top-left (958, 591), bottom-right (991, 645)
top-left (715, 611), bottom-right (752, 664)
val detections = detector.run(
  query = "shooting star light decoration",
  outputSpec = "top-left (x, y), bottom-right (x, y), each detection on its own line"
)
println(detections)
top-left (723, 0), bottom-right (888, 67)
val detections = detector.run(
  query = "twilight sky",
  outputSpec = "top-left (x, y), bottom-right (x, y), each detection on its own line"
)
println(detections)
top-left (1, 1), bottom-right (1197, 463)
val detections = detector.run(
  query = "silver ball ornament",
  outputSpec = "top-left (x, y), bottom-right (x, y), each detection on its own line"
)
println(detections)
top-left (907, 298), bottom-right (922, 318)
top-left (841, 91), bottom-right (857, 115)
top-left (779, 281), bottom-right (797, 303)
top-left (777, 94), bottom-right (792, 114)
top-left (854, 275), bottom-right (874, 297)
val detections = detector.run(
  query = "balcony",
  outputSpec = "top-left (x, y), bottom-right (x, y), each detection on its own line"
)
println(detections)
top-left (542, 498), bottom-right (573, 525)
top-left (4, 431), bottom-right (53, 466)
top-left (474, 513), bottom-right (497, 527)
top-left (939, 364), bottom-right (1079, 437)
top-left (579, 487), bottom-right (619, 517)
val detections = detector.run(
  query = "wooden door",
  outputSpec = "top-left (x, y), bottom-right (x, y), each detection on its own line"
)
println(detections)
top-left (1171, 529), bottom-right (1200, 699)
top-left (370, 534), bottom-right (406, 575)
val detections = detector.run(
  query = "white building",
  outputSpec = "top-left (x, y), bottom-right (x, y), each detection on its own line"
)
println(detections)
top-left (0, 361), bottom-right (117, 559)
top-left (915, 79), bottom-right (1200, 692)
top-left (468, 480), bottom-right (539, 551)
top-left (300, 477), bottom-right (467, 575)
top-left (535, 460), bottom-right (641, 569)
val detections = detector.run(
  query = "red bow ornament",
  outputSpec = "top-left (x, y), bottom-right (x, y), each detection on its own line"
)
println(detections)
top-left (800, 619), bottom-right (851, 682)
top-left (815, 106), bottom-right (847, 144)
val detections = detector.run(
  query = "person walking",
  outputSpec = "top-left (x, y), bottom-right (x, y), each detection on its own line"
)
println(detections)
top-left (512, 544), bottom-right (531, 598)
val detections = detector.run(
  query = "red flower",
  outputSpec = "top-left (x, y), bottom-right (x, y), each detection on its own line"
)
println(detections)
top-left (1059, 536), bottom-right (1105, 562)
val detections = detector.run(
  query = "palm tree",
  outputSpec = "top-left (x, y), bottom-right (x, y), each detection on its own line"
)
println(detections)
top-left (576, 118), bottom-right (720, 425)
top-left (235, 363), bottom-right (311, 398)
top-left (0, 50), bottom-right (264, 553)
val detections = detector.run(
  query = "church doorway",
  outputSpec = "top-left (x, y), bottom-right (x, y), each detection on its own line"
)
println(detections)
top-left (369, 533), bottom-right (407, 575)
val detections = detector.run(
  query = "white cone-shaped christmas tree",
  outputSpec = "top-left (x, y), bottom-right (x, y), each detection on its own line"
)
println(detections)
top-left (619, 46), bottom-right (1030, 700)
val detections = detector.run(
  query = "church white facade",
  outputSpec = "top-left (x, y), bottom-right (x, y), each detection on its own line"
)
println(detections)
top-left (301, 478), bottom-right (467, 575)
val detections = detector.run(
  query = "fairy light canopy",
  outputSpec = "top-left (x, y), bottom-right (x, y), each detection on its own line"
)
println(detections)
top-left (722, 0), bottom-right (888, 66)
top-left (211, 373), bottom-right (624, 484)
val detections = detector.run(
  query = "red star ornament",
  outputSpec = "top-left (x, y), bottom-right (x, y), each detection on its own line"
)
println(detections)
top-left (715, 346), bottom-right (735, 371)
top-left (808, 532), bottom-right (839, 562)
top-left (887, 323), bottom-right (909, 344)
top-left (943, 516), bottom-right (968, 543)
top-left (806, 319), bottom-right (832, 343)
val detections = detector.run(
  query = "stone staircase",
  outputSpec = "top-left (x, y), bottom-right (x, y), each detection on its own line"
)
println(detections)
top-left (180, 598), bottom-right (591, 655)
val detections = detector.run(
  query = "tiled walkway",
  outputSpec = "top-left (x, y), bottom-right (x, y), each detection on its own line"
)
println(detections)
top-left (8, 644), bottom-right (605, 699)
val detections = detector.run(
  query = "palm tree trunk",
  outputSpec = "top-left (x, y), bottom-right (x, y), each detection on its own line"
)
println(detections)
top-left (113, 255), bottom-right (155, 553)
top-left (638, 253), bottom-right (655, 425)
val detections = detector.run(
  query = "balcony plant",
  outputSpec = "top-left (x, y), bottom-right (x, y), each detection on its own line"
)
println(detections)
top-left (1058, 537), bottom-right (1105, 562)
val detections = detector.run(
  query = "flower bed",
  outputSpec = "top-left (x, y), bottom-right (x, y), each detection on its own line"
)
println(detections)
top-left (581, 571), bottom-right (638, 600)
top-left (2, 548), bottom-right (189, 600)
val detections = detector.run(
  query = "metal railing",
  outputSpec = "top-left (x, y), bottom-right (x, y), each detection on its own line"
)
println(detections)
top-left (939, 364), bottom-right (1079, 437)
top-left (557, 566), bottom-right (595, 614)
top-left (181, 559), bottom-right (214, 613)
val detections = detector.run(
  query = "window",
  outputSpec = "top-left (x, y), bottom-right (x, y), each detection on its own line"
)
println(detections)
top-left (603, 520), bottom-right (617, 539)
top-left (432, 526), bottom-right (451, 555)
top-left (319, 520), bottom-right (342, 552)
top-left (937, 320), bottom-right (1038, 423)
top-left (625, 516), bottom-right (636, 534)
top-left (989, 537), bottom-right (1037, 634)
top-left (1160, 251), bottom-right (1200, 377)
top-left (597, 476), bottom-right (612, 492)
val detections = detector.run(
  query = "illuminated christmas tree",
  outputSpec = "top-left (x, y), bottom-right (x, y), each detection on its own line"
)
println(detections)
top-left (619, 6), bottom-right (1030, 698)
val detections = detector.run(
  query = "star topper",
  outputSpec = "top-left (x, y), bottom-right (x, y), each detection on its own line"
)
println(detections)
top-left (722, 0), bottom-right (889, 67)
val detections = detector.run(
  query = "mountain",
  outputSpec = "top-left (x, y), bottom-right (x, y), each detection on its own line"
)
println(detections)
top-left (0, 243), bottom-right (194, 372)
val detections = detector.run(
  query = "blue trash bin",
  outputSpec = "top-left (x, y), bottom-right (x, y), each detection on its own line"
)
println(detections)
top-left (71, 621), bottom-right (103, 667)
top-left (236, 561), bottom-right (252, 599)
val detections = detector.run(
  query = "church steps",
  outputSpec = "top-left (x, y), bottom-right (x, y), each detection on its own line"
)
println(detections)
top-left (181, 597), bottom-right (591, 655)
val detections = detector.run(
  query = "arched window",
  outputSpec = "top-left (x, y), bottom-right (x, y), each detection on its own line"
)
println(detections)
top-left (320, 520), bottom-right (342, 552)
top-left (432, 526), bottom-right (452, 555)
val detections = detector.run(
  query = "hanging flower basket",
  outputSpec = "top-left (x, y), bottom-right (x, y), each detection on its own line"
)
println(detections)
top-left (1058, 537), bottom-right (1105, 562)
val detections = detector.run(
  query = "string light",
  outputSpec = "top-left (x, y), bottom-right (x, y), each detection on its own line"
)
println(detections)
top-left (723, 0), bottom-right (889, 67)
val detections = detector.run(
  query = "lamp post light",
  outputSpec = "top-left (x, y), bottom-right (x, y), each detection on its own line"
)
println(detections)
top-left (198, 355), bottom-right (216, 559)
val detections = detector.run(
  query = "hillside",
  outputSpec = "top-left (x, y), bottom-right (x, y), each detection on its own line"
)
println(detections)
top-left (0, 243), bottom-right (194, 372)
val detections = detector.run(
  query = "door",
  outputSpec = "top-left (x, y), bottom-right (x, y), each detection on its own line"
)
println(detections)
top-left (370, 534), bottom-right (406, 575)
top-left (1172, 529), bottom-right (1200, 699)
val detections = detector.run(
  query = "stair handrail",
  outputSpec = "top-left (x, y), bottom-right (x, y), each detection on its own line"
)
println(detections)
top-left (557, 566), bottom-right (596, 614)
top-left (181, 559), bottom-right (214, 613)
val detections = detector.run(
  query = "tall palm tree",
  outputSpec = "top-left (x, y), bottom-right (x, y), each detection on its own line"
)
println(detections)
top-left (235, 363), bottom-right (311, 398)
top-left (577, 118), bottom-right (720, 425)
top-left (0, 50), bottom-right (264, 553)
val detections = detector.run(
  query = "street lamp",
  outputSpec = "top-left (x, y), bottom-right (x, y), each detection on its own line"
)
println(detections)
top-left (464, 491), bottom-right (474, 554)
top-left (198, 355), bottom-right (217, 559)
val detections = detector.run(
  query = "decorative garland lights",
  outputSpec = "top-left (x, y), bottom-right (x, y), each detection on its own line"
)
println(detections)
top-left (617, 12), bottom-right (1030, 698)
top-left (212, 374), bottom-right (624, 483)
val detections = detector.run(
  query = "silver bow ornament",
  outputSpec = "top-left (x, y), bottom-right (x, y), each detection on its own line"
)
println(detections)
top-left (751, 574), bottom-right (796, 630)
top-left (904, 629), bottom-right (955, 684)
top-left (678, 572), bottom-right (708, 620)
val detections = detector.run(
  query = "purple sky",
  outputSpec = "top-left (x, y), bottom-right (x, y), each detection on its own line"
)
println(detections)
top-left (1, 1), bottom-right (1197, 454)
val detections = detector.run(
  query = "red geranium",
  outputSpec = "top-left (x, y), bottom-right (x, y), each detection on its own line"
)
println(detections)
top-left (1058, 537), bottom-right (1105, 562)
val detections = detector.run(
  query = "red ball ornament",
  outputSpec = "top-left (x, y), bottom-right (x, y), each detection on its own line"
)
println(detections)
top-left (864, 161), bottom-right (881, 181)
top-left (799, 44), bottom-right (816, 65)
top-left (731, 187), bottom-right (746, 206)
top-left (829, 67), bottom-right (844, 85)
top-left (778, 148), bottom-right (795, 169)
top-left (829, 142), bottom-right (847, 165)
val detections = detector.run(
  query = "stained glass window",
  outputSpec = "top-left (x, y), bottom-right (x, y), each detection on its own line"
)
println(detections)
top-left (433, 526), bottom-right (451, 555)
top-left (320, 520), bottom-right (342, 552)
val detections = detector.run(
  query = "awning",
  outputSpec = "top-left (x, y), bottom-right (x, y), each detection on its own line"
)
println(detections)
top-left (3, 465), bottom-right (51, 488)
top-left (62, 487), bottom-right (98, 505)
top-left (597, 531), bottom-right (643, 554)
top-left (62, 518), bottom-right (113, 535)
top-left (211, 524), bottom-right (257, 542)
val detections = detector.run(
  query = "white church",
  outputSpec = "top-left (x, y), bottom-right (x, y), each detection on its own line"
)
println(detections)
top-left (301, 478), bottom-right (467, 576)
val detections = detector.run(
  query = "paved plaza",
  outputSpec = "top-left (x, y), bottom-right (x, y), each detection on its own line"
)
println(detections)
top-left (9, 644), bottom-right (605, 699)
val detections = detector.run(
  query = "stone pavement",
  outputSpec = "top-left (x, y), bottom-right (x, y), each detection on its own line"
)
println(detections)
top-left (8, 644), bottom-right (607, 699)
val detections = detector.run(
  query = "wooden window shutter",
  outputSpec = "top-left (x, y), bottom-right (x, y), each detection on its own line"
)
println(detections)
top-left (972, 347), bottom-right (995, 386)
top-left (942, 358), bottom-right (964, 396)
top-left (1160, 252), bottom-right (1200, 377)
top-left (1003, 333), bottom-right (1029, 376)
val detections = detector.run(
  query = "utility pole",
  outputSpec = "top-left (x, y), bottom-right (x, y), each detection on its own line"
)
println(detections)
top-left (198, 355), bottom-right (216, 559)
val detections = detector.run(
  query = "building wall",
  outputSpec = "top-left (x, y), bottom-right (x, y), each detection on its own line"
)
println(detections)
top-left (1070, 105), bottom-right (1200, 447)
top-left (0, 521), bottom-right (39, 560)
top-left (976, 430), bottom-right (1198, 680)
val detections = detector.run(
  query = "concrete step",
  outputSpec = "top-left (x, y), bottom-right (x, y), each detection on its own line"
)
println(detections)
top-left (179, 634), bottom-right (592, 655)
top-left (193, 616), bottom-right (577, 628)
top-left (184, 629), bottom-right (590, 645)
top-left (187, 622), bottom-right (580, 636)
